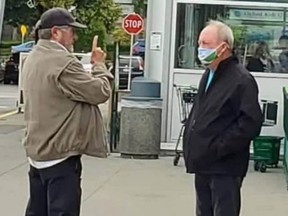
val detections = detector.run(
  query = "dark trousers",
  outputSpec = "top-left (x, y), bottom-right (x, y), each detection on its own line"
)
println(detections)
top-left (195, 174), bottom-right (243, 216)
top-left (25, 156), bottom-right (82, 216)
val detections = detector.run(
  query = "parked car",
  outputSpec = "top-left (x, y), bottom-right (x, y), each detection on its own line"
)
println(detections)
top-left (2, 41), bottom-right (35, 85)
top-left (132, 39), bottom-right (145, 59)
top-left (75, 53), bottom-right (144, 89)
top-left (11, 41), bottom-right (35, 54)
top-left (3, 56), bottom-right (19, 84)
top-left (75, 53), bottom-right (112, 73)
top-left (118, 55), bottom-right (144, 90)
top-left (0, 60), bottom-right (5, 82)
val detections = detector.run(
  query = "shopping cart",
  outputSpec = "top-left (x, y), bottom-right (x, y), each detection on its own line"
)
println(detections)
top-left (173, 84), bottom-right (198, 166)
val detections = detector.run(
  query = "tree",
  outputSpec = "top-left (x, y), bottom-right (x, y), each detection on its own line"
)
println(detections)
top-left (4, 0), bottom-right (39, 27)
top-left (132, 0), bottom-right (147, 17)
top-left (4, 0), bottom-right (121, 51)
top-left (112, 27), bottom-right (130, 44)
top-left (37, 0), bottom-right (74, 9)
top-left (3, 0), bottom-right (75, 28)
top-left (35, 0), bottom-right (121, 51)
top-left (73, 0), bottom-right (122, 52)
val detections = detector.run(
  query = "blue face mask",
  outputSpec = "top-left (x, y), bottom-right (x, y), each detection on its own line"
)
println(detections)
top-left (198, 43), bottom-right (227, 65)
top-left (198, 47), bottom-right (218, 65)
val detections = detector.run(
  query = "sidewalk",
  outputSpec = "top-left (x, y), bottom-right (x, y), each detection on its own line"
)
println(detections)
top-left (1, 114), bottom-right (288, 216)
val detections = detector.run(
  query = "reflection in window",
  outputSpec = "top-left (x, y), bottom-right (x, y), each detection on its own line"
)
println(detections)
top-left (175, 4), bottom-right (226, 69)
top-left (175, 3), bottom-right (288, 73)
top-left (246, 41), bottom-right (275, 72)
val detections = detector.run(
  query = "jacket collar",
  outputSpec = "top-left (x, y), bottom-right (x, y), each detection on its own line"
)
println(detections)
top-left (207, 55), bottom-right (239, 84)
top-left (199, 55), bottom-right (239, 97)
top-left (215, 55), bottom-right (239, 73)
top-left (36, 39), bottom-right (69, 53)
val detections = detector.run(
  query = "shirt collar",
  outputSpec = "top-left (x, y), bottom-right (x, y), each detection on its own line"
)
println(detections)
top-left (49, 40), bottom-right (69, 53)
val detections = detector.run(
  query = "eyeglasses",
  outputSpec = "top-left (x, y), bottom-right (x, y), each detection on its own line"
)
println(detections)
top-left (55, 26), bottom-right (76, 34)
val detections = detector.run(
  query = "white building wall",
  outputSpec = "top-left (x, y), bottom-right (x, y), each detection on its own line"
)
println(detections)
top-left (144, 0), bottom-right (288, 148)
top-left (145, 0), bottom-right (174, 141)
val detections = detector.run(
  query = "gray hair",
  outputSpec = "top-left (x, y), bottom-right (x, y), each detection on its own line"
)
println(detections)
top-left (38, 28), bottom-right (52, 40)
top-left (38, 26), bottom-right (71, 40)
top-left (206, 20), bottom-right (234, 49)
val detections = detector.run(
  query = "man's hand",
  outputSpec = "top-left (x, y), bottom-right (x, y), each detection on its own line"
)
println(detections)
top-left (91, 36), bottom-right (106, 65)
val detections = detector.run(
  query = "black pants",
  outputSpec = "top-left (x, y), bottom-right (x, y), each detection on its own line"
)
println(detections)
top-left (195, 174), bottom-right (243, 216)
top-left (25, 156), bottom-right (82, 216)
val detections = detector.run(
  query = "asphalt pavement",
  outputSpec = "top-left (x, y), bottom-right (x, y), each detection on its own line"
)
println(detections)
top-left (0, 83), bottom-right (18, 115)
top-left (0, 113), bottom-right (288, 216)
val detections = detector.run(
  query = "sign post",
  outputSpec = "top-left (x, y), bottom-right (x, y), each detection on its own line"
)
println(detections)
top-left (0, 0), bottom-right (6, 42)
top-left (122, 13), bottom-right (144, 90)
top-left (20, 25), bottom-right (28, 44)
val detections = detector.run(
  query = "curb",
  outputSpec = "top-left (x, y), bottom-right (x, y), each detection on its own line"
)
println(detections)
top-left (0, 110), bottom-right (18, 119)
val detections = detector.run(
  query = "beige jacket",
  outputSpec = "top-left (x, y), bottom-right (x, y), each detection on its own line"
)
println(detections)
top-left (22, 39), bottom-right (113, 161)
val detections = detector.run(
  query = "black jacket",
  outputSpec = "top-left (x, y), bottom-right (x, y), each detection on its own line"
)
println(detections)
top-left (183, 56), bottom-right (263, 177)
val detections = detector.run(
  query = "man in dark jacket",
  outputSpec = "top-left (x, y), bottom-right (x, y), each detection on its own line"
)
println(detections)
top-left (183, 20), bottom-right (263, 216)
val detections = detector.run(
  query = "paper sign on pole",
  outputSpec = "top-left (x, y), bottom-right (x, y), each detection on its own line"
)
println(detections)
top-left (20, 25), bottom-right (27, 43)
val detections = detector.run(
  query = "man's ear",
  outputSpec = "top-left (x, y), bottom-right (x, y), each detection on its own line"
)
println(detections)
top-left (217, 44), bottom-right (228, 57)
top-left (51, 27), bottom-right (58, 38)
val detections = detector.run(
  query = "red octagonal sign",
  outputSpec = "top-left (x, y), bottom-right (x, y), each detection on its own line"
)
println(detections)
top-left (122, 13), bottom-right (144, 35)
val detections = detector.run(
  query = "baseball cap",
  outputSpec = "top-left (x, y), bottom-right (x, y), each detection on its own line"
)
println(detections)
top-left (39, 7), bottom-right (87, 29)
top-left (30, 20), bottom-right (41, 43)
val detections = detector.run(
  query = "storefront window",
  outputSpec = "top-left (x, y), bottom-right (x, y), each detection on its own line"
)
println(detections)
top-left (175, 3), bottom-right (288, 73)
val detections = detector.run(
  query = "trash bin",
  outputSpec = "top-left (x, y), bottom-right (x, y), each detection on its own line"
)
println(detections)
top-left (119, 77), bottom-right (162, 159)
top-left (253, 136), bottom-right (283, 173)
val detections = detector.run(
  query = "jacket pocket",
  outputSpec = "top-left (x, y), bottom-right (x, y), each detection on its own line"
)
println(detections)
top-left (77, 104), bottom-right (91, 149)
top-left (183, 119), bottom-right (196, 160)
top-left (188, 131), bottom-right (219, 164)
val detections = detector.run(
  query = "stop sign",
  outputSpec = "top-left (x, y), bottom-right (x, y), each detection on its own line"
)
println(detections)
top-left (122, 13), bottom-right (144, 35)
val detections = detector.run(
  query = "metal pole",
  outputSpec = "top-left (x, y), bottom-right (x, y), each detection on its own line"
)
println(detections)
top-left (110, 41), bottom-right (120, 152)
top-left (0, 0), bottom-right (6, 42)
top-left (127, 34), bottom-right (134, 91)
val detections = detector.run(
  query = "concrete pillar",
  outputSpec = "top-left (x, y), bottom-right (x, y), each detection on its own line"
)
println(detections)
top-left (145, 0), bottom-right (173, 81)
top-left (145, 0), bottom-right (173, 141)
top-left (0, 0), bottom-right (6, 41)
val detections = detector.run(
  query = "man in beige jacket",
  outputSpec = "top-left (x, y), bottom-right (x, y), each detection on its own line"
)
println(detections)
top-left (22, 8), bottom-right (113, 216)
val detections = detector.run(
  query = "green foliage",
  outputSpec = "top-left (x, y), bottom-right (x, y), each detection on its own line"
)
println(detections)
top-left (0, 40), bottom-right (21, 48)
top-left (132, 0), bottom-right (147, 17)
top-left (74, 20), bottom-right (107, 52)
top-left (112, 27), bottom-right (131, 44)
top-left (0, 48), bottom-right (11, 57)
top-left (4, 0), bottom-right (39, 27)
top-left (231, 26), bottom-right (248, 42)
top-left (4, 0), bottom-right (122, 53)
top-left (73, 0), bottom-right (122, 52)
top-left (38, 0), bottom-right (75, 8)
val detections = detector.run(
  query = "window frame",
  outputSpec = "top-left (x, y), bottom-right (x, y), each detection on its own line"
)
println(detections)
top-left (172, 0), bottom-right (288, 76)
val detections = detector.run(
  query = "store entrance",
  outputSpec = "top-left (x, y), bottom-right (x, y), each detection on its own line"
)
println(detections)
top-left (167, 0), bottom-right (288, 143)
top-left (174, 0), bottom-right (288, 73)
